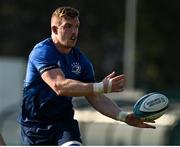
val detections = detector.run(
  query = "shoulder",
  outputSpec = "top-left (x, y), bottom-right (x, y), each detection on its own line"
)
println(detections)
top-left (33, 38), bottom-right (55, 54)
top-left (30, 38), bottom-right (57, 60)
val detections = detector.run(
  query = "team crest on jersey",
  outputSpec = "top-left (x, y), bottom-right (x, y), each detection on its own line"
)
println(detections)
top-left (71, 62), bottom-right (81, 75)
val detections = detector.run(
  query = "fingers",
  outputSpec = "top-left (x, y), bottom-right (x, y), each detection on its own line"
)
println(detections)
top-left (105, 72), bottom-right (125, 80)
top-left (129, 119), bottom-right (156, 129)
top-left (136, 122), bottom-right (156, 129)
top-left (142, 119), bottom-right (155, 123)
top-left (103, 72), bottom-right (126, 93)
top-left (110, 75), bottom-right (126, 92)
top-left (126, 113), bottom-right (156, 129)
top-left (105, 71), bottom-right (116, 79)
top-left (140, 122), bottom-right (156, 129)
top-left (112, 77), bottom-right (126, 86)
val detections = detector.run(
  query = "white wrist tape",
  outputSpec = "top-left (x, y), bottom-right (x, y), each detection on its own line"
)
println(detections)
top-left (107, 79), bottom-right (112, 93)
top-left (93, 82), bottom-right (104, 94)
top-left (116, 111), bottom-right (129, 122)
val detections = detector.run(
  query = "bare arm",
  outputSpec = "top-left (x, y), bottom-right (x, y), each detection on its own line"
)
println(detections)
top-left (41, 68), bottom-right (125, 97)
top-left (41, 68), bottom-right (94, 97)
top-left (86, 94), bottom-right (121, 120)
top-left (86, 94), bottom-right (156, 129)
top-left (42, 68), bottom-right (155, 129)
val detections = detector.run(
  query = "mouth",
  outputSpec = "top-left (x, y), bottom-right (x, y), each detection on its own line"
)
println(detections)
top-left (70, 36), bottom-right (77, 41)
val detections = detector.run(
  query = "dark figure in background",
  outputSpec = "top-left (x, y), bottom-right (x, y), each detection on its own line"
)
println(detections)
top-left (0, 134), bottom-right (6, 145)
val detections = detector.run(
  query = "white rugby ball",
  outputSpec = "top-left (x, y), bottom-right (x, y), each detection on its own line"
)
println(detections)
top-left (133, 92), bottom-right (169, 121)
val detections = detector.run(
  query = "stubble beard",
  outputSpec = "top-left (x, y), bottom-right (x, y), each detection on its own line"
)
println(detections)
top-left (64, 39), bottom-right (77, 49)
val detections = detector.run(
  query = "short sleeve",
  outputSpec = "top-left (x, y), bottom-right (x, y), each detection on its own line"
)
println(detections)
top-left (30, 46), bottom-right (59, 75)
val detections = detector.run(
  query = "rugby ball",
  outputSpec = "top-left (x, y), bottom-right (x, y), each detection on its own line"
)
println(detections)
top-left (133, 92), bottom-right (169, 121)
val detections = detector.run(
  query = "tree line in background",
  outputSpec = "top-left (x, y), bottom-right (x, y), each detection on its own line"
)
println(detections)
top-left (0, 0), bottom-right (180, 97)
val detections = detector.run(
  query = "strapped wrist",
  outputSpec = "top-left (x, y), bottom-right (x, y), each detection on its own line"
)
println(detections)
top-left (107, 79), bottom-right (112, 93)
top-left (116, 111), bottom-right (129, 122)
top-left (93, 82), bottom-right (104, 94)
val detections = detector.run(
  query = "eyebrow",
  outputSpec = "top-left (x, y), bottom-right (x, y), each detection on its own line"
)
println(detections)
top-left (63, 21), bottom-right (80, 26)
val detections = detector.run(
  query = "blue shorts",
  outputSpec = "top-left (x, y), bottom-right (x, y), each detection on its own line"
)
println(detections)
top-left (20, 120), bottom-right (82, 145)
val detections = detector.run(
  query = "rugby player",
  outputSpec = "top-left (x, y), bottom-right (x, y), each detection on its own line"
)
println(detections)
top-left (18, 6), bottom-right (155, 145)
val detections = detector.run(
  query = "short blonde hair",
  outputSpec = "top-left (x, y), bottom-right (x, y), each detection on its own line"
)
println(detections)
top-left (51, 6), bottom-right (79, 25)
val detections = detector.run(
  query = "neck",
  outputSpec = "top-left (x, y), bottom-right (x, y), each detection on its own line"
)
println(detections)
top-left (51, 36), bottom-right (71, 54)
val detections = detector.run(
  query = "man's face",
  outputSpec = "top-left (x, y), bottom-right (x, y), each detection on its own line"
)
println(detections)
top-left (57, 17), bottom-right (80, 49)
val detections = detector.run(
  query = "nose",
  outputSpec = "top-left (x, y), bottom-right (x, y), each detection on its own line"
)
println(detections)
top-left (72, 26), bottom-right (78, 34)
top-left (72, 29), bottom-right (76, 34)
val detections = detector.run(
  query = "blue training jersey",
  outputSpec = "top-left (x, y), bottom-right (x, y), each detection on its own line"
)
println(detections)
top-left (19, 38), bottom-right (95, 126)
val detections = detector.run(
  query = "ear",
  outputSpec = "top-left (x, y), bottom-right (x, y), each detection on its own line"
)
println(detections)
top-left (52, 26), bottom-right (58, 34)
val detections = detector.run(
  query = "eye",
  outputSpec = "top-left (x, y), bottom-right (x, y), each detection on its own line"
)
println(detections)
top-left (75, 24), bottom-right (79, 29)
top-left (64, 24), bottom-right (72, 29)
